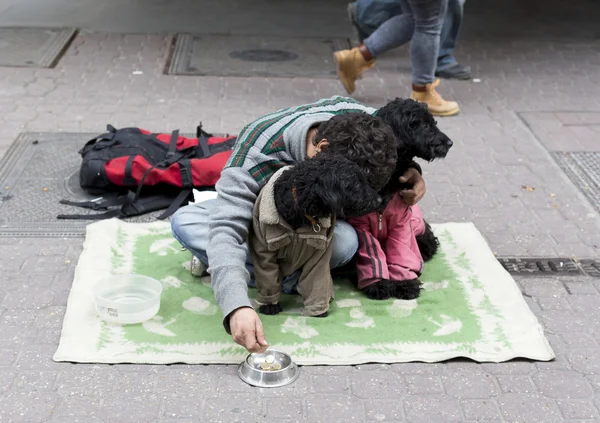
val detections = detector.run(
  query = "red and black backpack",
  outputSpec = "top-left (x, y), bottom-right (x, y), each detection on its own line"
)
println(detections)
top-left (58, 123), bottom-right (236, 220)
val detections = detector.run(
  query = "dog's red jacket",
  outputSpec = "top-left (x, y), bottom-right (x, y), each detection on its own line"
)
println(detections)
top-left (348, 196), bottom-right (426, 289)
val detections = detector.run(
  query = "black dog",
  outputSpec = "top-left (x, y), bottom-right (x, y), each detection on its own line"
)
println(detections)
top-left (359, 98), bottom-right (453, 300)
top-left (258, 153), bottom-right (384, 316)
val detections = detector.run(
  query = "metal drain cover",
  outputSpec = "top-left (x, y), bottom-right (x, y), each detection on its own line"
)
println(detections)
top-left (552, 151), bottom-right (600, 213)
top-left (0, 132), bottom-right (171, 237)
top-left (579, 259), bottom-right (600, 278)
top-left (0, 27), bottom-right (76, 67)
top-left (167, 34), bottom-right (351, 78)
top-left (229, 49), bottom-right (299, 62)
top-left (497, 257), bottom-right (582, 275)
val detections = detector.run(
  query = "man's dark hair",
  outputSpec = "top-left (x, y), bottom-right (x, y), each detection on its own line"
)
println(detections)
top-left (313, 112), bottom-right (397, 192)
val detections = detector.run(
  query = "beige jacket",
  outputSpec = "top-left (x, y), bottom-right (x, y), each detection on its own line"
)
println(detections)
top-left (249, 167), bottom-right (334, 316)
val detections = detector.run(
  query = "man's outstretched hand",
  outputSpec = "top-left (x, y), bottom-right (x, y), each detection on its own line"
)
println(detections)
top-left (398, 167), bottom-right (426, 205)
top-left (229, 307), bottom-right (269, 353)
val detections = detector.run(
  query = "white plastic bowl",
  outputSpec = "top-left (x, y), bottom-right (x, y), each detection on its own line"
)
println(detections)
top-left (93, 274), bottom-right (162, 324)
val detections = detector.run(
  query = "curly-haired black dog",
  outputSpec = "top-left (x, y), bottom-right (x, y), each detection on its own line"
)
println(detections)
top-left (313, 112), bottom-right (398, 192)
top-left (357, 98), bottom-right (453, 301)
top-left (256, 154), bottom-right (384, 317)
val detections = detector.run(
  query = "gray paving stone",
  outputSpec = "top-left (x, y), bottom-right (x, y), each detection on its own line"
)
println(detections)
top-left (441, 371), bottom-right (499, 399)
top-left (557, 399), bottom-right (599, 420)
top-left (532, 371), bottom-right (593, 398)
top-left (561, 332), bottom-right (599, 350)
top-left (33, 305), bottom-right (66, 329)
top-left (0, 370), bottom-right (16, 393)
top-left (350, 371), bottom-right (406, 399)
top-left (540, 310), bottom-right (592, 334)
top-left (0, 390), bottom-right (58, 422)
top-left (498, 393), bottom-right (562, 423)
top-left (16, 344), bottom-right (67, 371)
top-left (568, 349), bottom-right (600, 374)
top-left (53, 417), bottom-right (103, 423)
top-left (161, 395), bottom-right (204, 419)
top-left (405, 375), bottom-right (444, 395)
top-left (259, 372), bottom-right (311, 398)
top-left (204, 393), bottom-right (263, 422)
top-left (518, 279), bottom-right (567, 298)
top-left (55, 366), bottom-right (117, 396)
top-left (265, 398), bottom-right (303, 420)
top-left (390, 363), bottom-right (444, 375)
top-left (13, 371), bottom-right (57, 392)
top-left (2, 287), bottom-right (56, 310)
top-left (312, 375), bottom-right (349, 394)
top-left (481, 361), bottom-right (536, 375)
top-left (21, 255), bottom-right (72, 273)
top-left (156, 368), bottom-right (220, 397)
top-left (0, 348), bottom-right (19, 367)
top-left (460, 399), bottom-right (500, 421)
top-left (564, 281), bottom-right (598, 295)
top-left (301, 365), bottom-right (356, 376)
top-left (403, 395), bottom-right (463, 423)
top-left (52, 270), bottom-right (76, 291)
top-left (1, 308), bottom-right (37, 325)
top-left (535, 297), bottom-right (572, 311)
top-left (53, 395), bottom-right (101, 419)
top-left (545, 334), bottom-right (567, 355)
top-left (364, 400), bottom-right (404, 421)
top-left (216, 371), bottom-right (256, 394)
top-left (100, 393), bottom-right (162, 422)
top-left (305, 395), bottom-right (364, 423)
top-left (113, 371), bottom-right (158, 394)
top-left (37, 326), bottom-right (62, 345)
top-left (496, 375), bottom-right (535, 393)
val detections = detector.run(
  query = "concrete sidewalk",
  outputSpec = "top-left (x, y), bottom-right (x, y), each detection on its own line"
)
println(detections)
top-left (0, 0), bottom-right (599, 421)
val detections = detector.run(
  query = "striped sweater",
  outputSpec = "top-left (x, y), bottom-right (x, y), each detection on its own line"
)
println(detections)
top-left (207, 96), bottom-right (377, 332)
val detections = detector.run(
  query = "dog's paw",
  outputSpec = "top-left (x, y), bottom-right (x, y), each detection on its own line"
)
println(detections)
top-left (313, 311), bottom-right (328, 318)
top-left (259, 303), bottom-right (283, 315)
top-left (362, 280), bottom-right (393, 300)
top-left (416, 221), bottom-right (439, 262)
top-left (391, 279), bottom-right (422, 300)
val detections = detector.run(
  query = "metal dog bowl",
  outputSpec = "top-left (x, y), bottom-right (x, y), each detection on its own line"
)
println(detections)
top-left (237, 349), bottom-right (299, 388)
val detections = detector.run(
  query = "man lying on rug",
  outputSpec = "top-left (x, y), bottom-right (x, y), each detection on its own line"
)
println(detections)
top-left (171, 96), bottom-right (428, 353)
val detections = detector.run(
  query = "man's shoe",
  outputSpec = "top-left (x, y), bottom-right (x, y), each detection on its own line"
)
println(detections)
top-left (435, 63), bottom-right (472, 80)
top-left (190, 255), bottom-right (207, 277)
top-left (347, 2), bottom-right (368, 43)
top-left (411, 79), bottom-right (460, 117)
top-left (334, 47), bottom-right (375, 94)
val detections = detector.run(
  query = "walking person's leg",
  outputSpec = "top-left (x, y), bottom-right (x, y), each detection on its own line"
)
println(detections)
top-left (407, 0), bottom-right (460, 116)
top-left (348, 0), bottom-right (403, 42)
top-left (334, 6), bottom-right (415, 95)
top-left (435, 0), bottom-right (471, 79)
top-left (335, 0), bottom-right (459, 116)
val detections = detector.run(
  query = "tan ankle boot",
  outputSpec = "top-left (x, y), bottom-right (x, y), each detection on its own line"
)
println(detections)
top-left (411, 79), bottom-right (460, 116)
top-left (334, 47), bottom-right (375, 95)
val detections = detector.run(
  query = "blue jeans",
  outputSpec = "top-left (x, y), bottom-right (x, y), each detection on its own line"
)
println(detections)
top-left (356, 0), bottom-right (464, 71)
top-left (364, 0), bottom-right (448, 85)
top-left (171, 199), bottom-right (359, 294)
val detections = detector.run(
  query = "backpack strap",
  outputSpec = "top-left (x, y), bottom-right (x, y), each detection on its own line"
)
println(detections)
top-left (155, 189), bottom-right (193, 219)
top-left (196, 122), bottom-right (213, 138)
top-left (59, 195), bottom-right (127, 210)
top-left (58, 190), bottom-right (193, 220)
top-left (57, 208), bottom-right (121, 220)
top-left (165, 129), bottom-right (180, 160)
top-left (198, 136), bottom-right (211, 158)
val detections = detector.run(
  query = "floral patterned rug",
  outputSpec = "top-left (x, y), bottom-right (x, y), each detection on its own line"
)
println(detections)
top-left (54, 219), bottom-right (554, 365)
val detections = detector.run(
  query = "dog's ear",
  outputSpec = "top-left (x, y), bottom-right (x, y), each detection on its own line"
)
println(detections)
top-left (307, 156), bottom-right (382, 218)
